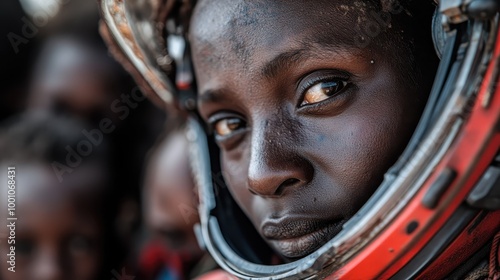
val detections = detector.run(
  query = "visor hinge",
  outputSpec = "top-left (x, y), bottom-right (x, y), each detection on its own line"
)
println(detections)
top-left (441, 0), bottom-right (471, 26)
top-left (441, 0), bottom-right (500, 30)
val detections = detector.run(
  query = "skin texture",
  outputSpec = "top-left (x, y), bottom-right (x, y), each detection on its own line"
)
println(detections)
top-left (144, 131), bottom-right (203, 258)
top-left (190, 0), bottom-right (432, 259)
top-left (0, 164), bottom-right (104, 280)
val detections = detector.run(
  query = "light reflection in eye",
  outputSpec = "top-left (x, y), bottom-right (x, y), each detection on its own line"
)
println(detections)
top-left (214, 118), bottom-right (245, 137)
top-left (301, 80), bottom-right (347, 106)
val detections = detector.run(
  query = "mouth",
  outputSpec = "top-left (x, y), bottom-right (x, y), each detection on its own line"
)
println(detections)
top-left (261, 218), bottom-right (344, 259)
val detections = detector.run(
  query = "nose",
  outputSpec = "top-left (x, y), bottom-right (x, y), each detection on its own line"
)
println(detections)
top-left (33, 247), bottom-right (64, 280)
top-left (247, 120), bottom-right (313, 197)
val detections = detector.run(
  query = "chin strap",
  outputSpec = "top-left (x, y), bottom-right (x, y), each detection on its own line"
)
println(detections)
top-left (490, 231), bottom-right (500, 280)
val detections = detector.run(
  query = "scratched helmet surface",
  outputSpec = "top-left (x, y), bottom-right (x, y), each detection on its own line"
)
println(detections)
top-left (99, 0), bottom-right (500, 279)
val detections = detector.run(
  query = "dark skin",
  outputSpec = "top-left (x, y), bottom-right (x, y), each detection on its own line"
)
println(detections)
top-left (191, 0), bottom-right (431, 259)
top-left (144, 131), bottom-right (203, 258)
top-left (28, 37), bottom-right (119, 120)
top-left (0, 164), bottom-right (104, 280)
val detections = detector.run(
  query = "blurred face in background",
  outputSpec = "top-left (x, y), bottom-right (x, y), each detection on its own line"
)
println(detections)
top-left (0, 164), bottom-right (105, 280)
top-left (28, 37), bottom-right (119, 121)
top-left (144, 131), bottom-right (202, 257)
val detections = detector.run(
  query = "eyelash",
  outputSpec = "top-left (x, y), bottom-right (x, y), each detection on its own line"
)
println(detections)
top-left (297, 74), bottom-right (352, 110)
top-left (208, 72), bottom-right (353, 142)
top-left (208, 113), bottom-right (247, 142)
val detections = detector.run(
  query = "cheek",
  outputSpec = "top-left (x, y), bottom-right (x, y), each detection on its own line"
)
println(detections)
top-left (220, 148), bottom-right (256, 218)
top-left (311, 96), bottom-right (407, 200)
top-left (0, 245), bottom-right (22, 280)
top-left (72, 255), bottom-right (102, 280)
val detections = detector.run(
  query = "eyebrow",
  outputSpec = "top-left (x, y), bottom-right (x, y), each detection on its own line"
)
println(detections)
top-left (198, 49), bottom-right (310, 105)
top-left (199, 41), bottom-right (357, 105)
top-left (260, 48), bottom-right (312, 80)
top-left (199, 88), bottom-right (226, 105)
top-left (199, 48), bottom-right (320, 105)
top-left (259, 37), bottom-right (354, 80)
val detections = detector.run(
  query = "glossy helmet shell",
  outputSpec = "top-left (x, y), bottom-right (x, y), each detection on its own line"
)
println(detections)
top-left (98, 0), bottom-right (500, 278)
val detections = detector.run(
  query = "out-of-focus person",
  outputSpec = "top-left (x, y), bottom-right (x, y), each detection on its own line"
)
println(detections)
top-left (0, 113), bottom-right (121, 280)
top-left (23, 0), bottom-right (167, 264)
top-left (138, 117), bottom-right (218, 280)
top-left (26, 0), bottom-right (135, 124)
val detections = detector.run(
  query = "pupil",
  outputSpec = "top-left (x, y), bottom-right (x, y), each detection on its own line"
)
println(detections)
top-left (322, 81), bottom-right (341, 96)
top-left (17, 240), bottom-right (34, 255)
top-left (227, 118), bottom-right (241, 130)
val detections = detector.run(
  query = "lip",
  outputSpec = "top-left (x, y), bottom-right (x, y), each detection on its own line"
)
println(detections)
top-left (261, 217), bottom-right (344, 258)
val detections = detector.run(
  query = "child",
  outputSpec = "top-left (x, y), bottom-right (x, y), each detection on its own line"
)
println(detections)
top-left (99, 0), bottom-right (500, 278)
top-left (189, 0), bottom-right (438, 260)
top-left (0, 113), bottom-right (120, 280)
top-left (138, 117), bottom-right (217, 280)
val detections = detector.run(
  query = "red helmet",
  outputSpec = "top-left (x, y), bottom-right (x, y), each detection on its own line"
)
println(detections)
top-left (99, 0), bottom-right (500, 278)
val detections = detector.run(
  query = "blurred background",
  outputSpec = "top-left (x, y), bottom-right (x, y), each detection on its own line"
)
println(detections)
top-left (0, 1), bottom-right (213, 279)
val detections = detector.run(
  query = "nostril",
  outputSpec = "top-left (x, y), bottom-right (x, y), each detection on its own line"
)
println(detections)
top-left (275, 178), bottom-right (301, 196)
top-left (283, 178), bottom-right (300, 186)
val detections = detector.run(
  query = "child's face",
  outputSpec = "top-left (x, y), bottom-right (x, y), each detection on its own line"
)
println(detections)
top-left (0, 165), bottom-right (104, 280)
top-left (145, 132), bottom-right (202, 256)
top-left (29, 38), bottom-right (114, 119)
top-left (191, 0), bottom-right (426, 259)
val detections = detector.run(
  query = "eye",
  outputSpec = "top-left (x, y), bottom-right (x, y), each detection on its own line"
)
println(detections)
top-left (213, 117), bottom-right (246, 138)
top-left (17, 239), bottom-right (35, 256)
top-left (301, 80), bottom-right (348, 106)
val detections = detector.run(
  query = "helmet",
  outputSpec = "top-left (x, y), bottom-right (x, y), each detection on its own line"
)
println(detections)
top-left (98, 0), bottom-right (500, 278)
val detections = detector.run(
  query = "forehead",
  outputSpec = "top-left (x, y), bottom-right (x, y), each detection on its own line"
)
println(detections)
top-left (148, 134), bottom-right (193, 191)
top-left (190, 0), bottom-right (388, 96)
top-left (190, 0), bottom-right (378, 65)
